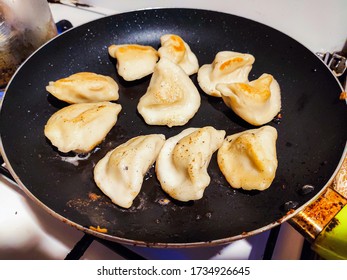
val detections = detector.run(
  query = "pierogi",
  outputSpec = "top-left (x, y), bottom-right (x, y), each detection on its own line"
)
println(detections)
top-left (217, 126), bottom-right (278, 191)
top-left (158, 34), bottom-right (199, 75)
top-left (156, 127), bottom-right (226, 202)
top-left (94, 134), bottom-right (165, 208)
top-left (137, 58), bottom-right (201, 127)
top-left (108, 44), bottom-right (159, 81)
top-left (46, 72), bottom-right (119, 104)
top-left (44, 102), bottom-right (122, 153)
top-left (217, 73), bottom-right (281, 126)
top-left (197, 51), bottom-right (255, 97)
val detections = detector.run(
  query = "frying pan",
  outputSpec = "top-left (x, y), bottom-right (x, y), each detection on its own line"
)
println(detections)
top-left (0, 8), bottom-right (346, 247)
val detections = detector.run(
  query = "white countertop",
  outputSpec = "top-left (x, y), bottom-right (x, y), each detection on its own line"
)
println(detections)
top-left (1, 0), bottom-right (345, 260)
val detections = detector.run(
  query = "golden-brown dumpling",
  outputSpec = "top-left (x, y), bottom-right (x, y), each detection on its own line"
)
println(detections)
top-left (156, 126), bottom-right (226, 202)
top-left (217, 126), bottom-right (278, 191)
top-left (44, 102), bottom-right (122, 153)
top-left (46, 72), bottom-right (119, 103)
top-left (108, 44), bottom-right (159, 81)
top-left (217, 73), bottom-right (281, 126)
top-left (197, 51), bottom-right (255, 97)
top-left (137, 58), bottom-right (201, 127)
top-left (158, 34), bottom-right (199, 75)
top-left (94, 134), bottom-right (165, 208)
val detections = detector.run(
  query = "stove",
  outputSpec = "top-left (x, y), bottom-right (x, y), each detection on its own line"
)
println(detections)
top-left (0, 0), bottom-right (345, 260)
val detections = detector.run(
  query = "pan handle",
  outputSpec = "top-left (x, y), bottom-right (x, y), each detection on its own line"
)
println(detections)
top-left (289, 155), bottom-right (347, 259)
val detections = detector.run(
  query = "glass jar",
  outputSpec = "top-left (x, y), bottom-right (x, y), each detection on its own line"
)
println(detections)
top-left (0, 0), bottom-right (58, 89)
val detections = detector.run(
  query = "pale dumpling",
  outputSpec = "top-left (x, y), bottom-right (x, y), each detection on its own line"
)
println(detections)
top-left (46, 72), bottom-right (119, 103)
top-left (94, 134), bottom-right (165, 208)
top-left (137, 58), bottom-right (201, 127)
top-left (217, 126), bottom-right (278, 191)
top-left (44, 102), bottom-right (122, 153)
top-left (197, 51), bottom-right (255, 97)
top-left (108, 44), bottom-right (159, 81)
top-left (217, 73), bottom-right (281, 126)
top-left (158, 34), bottom-right (199, 75)
top-left (156, 127), bottom-right (226, 202)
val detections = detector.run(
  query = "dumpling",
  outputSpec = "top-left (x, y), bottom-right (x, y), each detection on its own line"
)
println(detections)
top-left (93, 134), bottom-right (165, 208)
top-left (156, 126), bottom-right (226, 202)
top-left (217, 73), bottom-right (281, 126)
top-left (46, 72), bottom-right (119, 103)
top-left (108, 44), bottom-right (159, 81)
top-left (44, 102), bottom-right (122, 153)
top-left (137, 58), bottom-right (201, 127)
top-left (158, 34), bottom-right (199, 75)
top-left (197, 51), bottom-right (255, 97)
top-left (217, 126), bottom-right (278, 191)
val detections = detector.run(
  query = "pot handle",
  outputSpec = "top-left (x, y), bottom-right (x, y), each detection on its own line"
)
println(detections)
top-left (289, 155), bottom-right (347, 259)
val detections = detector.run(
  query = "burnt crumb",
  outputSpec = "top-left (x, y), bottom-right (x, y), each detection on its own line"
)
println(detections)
top-left (299, 185), bottom-right (315, 195)
top-left (285, 142), bottom-right (293, 147)
top-left (88, 192), bottom-right (101, 201)
top-left (272, 113), bottom-right (282, 124)
top-left (205, 212), bottom-right (212, 219)
top-left (157, 198), bottom-right (170, 205)
top-left (339, 91), bottom-right (346, 100)
top-left (282, 200), bottom-right (299, 211)
top-left (89, 225), bottom-right (108, 233)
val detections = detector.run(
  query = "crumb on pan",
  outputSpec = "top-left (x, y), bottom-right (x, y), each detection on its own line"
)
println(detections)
top-left (89, 225), bottom-right (108, 233)
top-left (88, 192), bottom-right (101, 201)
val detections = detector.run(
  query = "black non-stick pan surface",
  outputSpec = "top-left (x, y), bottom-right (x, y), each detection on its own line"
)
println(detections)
top-left (0, 8), bottom-right (346, 247)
